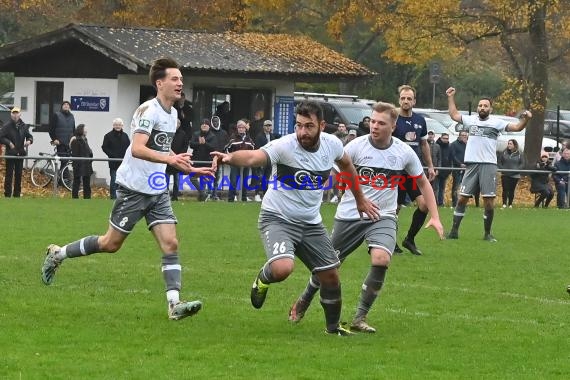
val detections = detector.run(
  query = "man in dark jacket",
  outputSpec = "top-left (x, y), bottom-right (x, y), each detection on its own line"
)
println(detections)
top-left (189, 119), bottom-right (216, 201)
top-left (0, 107), bottom-right (33, 197)
top-left (49, 101), bottom-right (75, 179)
top-left (436, 133), bottom-right (452, 206)
top-left (449, 131), bottom-right (468, 207)
top-left (252, 119), bottom-right (280, 201)
top-left (553, 148), bottom-right (570, 208)
top-left (101, 118), bottom-right (130, 199)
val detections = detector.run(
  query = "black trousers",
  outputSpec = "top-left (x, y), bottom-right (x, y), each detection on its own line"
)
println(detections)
top-left (72, 175), bottom-right (91, 199)
top-left (4, 158), bottom-right (23, 197)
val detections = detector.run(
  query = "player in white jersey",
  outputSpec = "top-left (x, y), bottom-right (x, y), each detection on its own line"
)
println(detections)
top-left (288, 102), bottom-right (444, 333)
top-left (41, 58), bottom-right (214, 321)
top-left (445, 87), bottom-right (532, 242)
top-left (211, 100), bottom-right (379, 336)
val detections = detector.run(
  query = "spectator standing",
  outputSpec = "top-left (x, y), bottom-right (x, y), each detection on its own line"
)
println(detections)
top-left (225, 119), bottom-right (255, 202)
top-left (209, 115), bottom-right (229, 201)
top-left (357, 116), bottom-right (370, 136)
top-left (253, 119), bottom-right (280, 201)
top-left (173, 91), bottom-right (193, 135)
top-left (69, 124), bottom-right (93, 199)
top-left (333, 123), bottom-right (349, 145)
top-left (425, 130), bottom-right (441, 198)
top-left (436, 132), bottom-right (452, 206)
top-left (0, 106), bottom-right (32, 197)
top-left (498, 139), bottom-right (523, 208)
top-left (553, 148), bottom-right (570, 209)
top-left (449, 131), bottom-right (468, 207)
top-left (101, 118), bottom-right (130, 199)
top-left (346, 129), bottom-right (357, 143)
top-left (49, 100), bottom-right (75, 179)
top-left (166, 120), bottom-right (189, 201)
top-left (189, 119), bottom-right (216, 201)
top-left (530, 153), bottom-right (555, 208)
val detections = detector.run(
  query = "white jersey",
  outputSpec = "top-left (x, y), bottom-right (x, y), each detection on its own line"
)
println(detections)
top-left (116, 98), bottom-right (178, 194)
top-left (335, 135), bottom-right (424, 220)
top-left (461, 114), bottom-right (509, 164)
top-left (261, 132), bottom-right (344, 224)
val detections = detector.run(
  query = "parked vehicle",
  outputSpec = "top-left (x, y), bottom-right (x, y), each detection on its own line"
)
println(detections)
top-left (545, 109), bottom-right (570, 122)
top-left (0, 91), bottom-right (14, 109)
top-left (294, 92), bottom-right (372, 133)
top-left (544, 119), bottom-right (570, 140)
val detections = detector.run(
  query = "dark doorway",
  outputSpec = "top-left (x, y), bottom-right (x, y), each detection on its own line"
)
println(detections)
top-left (34, 81), bottom-right (63, 132)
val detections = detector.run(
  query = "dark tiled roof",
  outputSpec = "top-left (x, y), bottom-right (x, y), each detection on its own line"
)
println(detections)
top-left (0, 24), bottom-right (376, 79)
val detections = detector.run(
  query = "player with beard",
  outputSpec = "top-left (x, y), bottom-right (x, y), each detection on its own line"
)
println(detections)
top-left (446, 87), bottom-right (532, 241)
top-left (288, 102), bottom-right (444, 333)
top-left (392, 85), bottom-right (435, 256)
top-left (211, 100), bottom-right (379, 335)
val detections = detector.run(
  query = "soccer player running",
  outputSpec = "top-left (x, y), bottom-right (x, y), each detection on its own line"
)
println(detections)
top-left (392, 85), bottom-right (436, 255)
top-left (289, 102), bottom-right (444, 333)
top-left (41, 58), bottom-right (215, 321)
top-left (211, 100), bottom-right (380, 336)
top-left (445, 87), bottom-right (532, 241)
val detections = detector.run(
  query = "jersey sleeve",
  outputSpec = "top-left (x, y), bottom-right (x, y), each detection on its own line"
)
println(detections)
top-left (260, 138), bottom-right (283, 166)
top-left (133, 104), bottom-right (158, 135)
top-left (404, 145), bottom-right (424, 177)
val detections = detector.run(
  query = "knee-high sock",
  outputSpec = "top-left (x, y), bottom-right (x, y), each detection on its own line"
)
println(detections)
top-left (483, 208), bottom-right (494, 235)
top-left (298, 274), bottom-right (321, 304)
top-left (162, 253), bottom-right (181, 305)
top-left (407, 208), bottom-right (427, 241)
top-left (57, 235), bottom-right (100, 260)
top-left (451, 204), bottom-right (467, 233)
top-left (320, 283), bottom-right (342, 332)
top-left (258, 262), bottom-right (277, 284)
top-left (354, 265), bottom-right (388, 320)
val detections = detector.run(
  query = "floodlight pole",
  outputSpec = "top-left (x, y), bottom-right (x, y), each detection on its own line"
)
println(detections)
top-left (432, 83), bottom-right (436, 109)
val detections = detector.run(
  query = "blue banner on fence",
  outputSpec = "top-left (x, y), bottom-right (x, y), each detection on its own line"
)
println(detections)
top-left (70, 96), bottom-right (110, 112)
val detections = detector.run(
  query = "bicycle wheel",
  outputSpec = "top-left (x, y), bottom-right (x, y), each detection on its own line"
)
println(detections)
top-left (60, 164), bottom-right (74, 191)
top-left (31, 159), bottom-right (55, 188)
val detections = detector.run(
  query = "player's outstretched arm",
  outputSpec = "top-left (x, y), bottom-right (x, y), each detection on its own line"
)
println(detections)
top-left (416, 174), bottom-right (444, 239)
top-left (210, 150), bottom-right (267, 168)
top-left (446, 87), bottom-right (462, 124)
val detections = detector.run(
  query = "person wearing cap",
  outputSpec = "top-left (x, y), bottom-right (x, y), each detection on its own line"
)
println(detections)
top-left (189, 118), bottom-right (216, 201)
top-left (346, 129), bottom-right (357, 143)
top-left (49, 100), bottom-right (75, 182)
top-left (252, 119), bottom-right (280, 201)
top-left (0, 106), bottom-right (33, 197)
top-left (101, 118), bottom-right (130, 199)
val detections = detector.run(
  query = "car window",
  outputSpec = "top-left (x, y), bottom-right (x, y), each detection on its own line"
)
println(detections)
top-left (425, 118), bottom-right (449, 134)
top-left (334, 103), bottom-right (372, 126)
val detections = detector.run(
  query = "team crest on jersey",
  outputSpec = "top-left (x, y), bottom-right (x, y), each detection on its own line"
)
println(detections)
top-left (139, 119), bottom-right (151, 129)
top-left (387, 156), bottom-right (398, 166)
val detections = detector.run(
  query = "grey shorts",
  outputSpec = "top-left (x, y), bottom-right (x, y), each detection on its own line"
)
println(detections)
top-left (331, 217), bottom-right (398, 259)
top-left (459, 163), bottom-right (497, 198)
top-left (109, 186), bottom-right (177, 234)
top-left (257, 210), bottom-right (340, 273)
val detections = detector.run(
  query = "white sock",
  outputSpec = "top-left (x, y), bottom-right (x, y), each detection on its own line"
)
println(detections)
top-left (167, 290), bottom-right (180, 306)
top-left (55, 246), bottom-right (67, 261)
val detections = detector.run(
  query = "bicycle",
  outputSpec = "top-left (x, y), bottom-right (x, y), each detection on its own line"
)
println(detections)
top-left (30, 145), bottom-right (74, 191)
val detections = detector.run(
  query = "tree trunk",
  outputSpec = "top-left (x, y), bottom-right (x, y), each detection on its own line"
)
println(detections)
top-left (524, 1), bottom-right (549, 168)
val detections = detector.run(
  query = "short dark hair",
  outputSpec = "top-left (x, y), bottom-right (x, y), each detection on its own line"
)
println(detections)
top-left (74, 124), bottom-right (86, 137)
top-left (149, 57), bottom-right (180, 88)
top-left (479, 97), bottom-right (493, 107)
top-left (61, 100), bottom-right (71, 107)
top-left (295, 100), bottom-right (324, 122)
